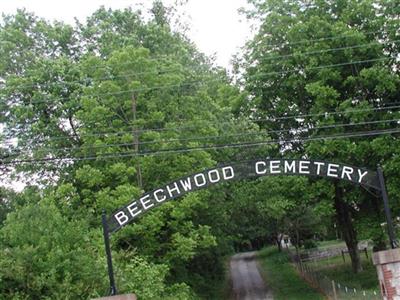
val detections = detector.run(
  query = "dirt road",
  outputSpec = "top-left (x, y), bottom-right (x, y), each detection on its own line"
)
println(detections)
top-left (230, 251), bottom-right (274, 300)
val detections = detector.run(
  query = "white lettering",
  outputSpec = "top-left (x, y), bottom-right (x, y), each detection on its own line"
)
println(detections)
top-left (327, 164), bottom-right (339, 178)
top-left (358, 169), bottom-right (368, 183)
top-left (341, 166), bottom-right (354, 180)
top-left (314, 162), bottom-right (325, 175)
top-left (299, 161), bottom-right (310, 174)
top-left (166, 182), bottom-right (181, 197)
top-left (115, 211), bottom-right (129, 226)
top-left (284, 160), bottom-right (296, 173)
top-left (222, 166), bottom-right (235, 179)
top-left (127, 202), bottom-right (142, 218)
top-left (208, 169), bottom-right (221, 183)
top-left (140, 195), bottom-right (153, 210)
top-left (194, 173), bottom-right (207, 187)
top-left (269, 160), bottom-right (281, 174)
top-left (255, 162), bottom-right (267, 175)
top-left (179, 178), bottom-right (192, 192)
top-left (154, 189), bottom-right (166, 203)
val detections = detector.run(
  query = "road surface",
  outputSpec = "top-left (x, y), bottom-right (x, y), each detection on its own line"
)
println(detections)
top-left (230, 251), bottom-right (274, 300)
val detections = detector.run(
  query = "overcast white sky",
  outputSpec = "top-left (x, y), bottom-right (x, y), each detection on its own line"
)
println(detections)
top-left (0, 0), bottom-right (255, 68)
top-left (0, 0), bottom-right (256, 190)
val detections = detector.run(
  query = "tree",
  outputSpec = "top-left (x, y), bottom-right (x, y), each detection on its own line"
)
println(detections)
top-left (0, 197), bottom-right (193, 299)
top-left (0, 187), bottom-right (15, 226)
top-left (0, 3), bottom-right (253, 298)
top-left (227, 176), bottom-right (333, 253)
top-left (241, 0), bottom-right (400, 273)
top-left (0, 199), bottom-right (107, 298)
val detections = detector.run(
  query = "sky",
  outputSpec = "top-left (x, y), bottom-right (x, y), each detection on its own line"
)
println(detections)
top-left (0, 0), bottom-right (255, 68)
top-left (0, 0), bottom-right (256, 190)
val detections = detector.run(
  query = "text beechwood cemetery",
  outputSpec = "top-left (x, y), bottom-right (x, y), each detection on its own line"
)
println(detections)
top-left (107, 159), bottom-right (380, 233)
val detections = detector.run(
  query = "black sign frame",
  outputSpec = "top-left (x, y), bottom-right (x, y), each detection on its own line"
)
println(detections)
top-left (101, 159), bottom-right (397, 296)
top-left (107, 159), bottom-right (380, 233)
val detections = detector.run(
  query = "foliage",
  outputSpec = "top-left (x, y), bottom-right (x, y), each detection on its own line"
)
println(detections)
top-left (0, 187), bottom-right (16, 226)
top-left (116, 253), bottom-right (194, 300)
top-left (226, 177), bottom-right (333, 251)
top-left (241, 0), bottom-right (400, 272)
top-left (305, 250), bottom-right (379, 292)
top-left (0, 2), bottom-right (253, 298)
top-left (1, 0), bottom-right (399, 297)
top-left (303, 239), bottom-right (318, 250)
top-left (0, 199), bottom-right (107, 299)
top-left (258, 247), bottom-right (324, 300)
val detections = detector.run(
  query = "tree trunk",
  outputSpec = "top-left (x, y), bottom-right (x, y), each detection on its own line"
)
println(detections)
top-left (276, 235), bottom-right (282, 252)
top-left (132, 93), bottom-right (143, 188)
top-left (334, 183), bottom-right (362, 273)
top-left (295, 226), bottom-right (300, 258)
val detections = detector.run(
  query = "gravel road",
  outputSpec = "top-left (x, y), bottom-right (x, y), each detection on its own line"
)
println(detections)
top-left (230, 251), bottom-right (274, 300)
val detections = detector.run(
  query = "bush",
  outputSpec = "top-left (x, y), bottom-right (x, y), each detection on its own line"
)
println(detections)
top-left (303, 239), bottom-right (318, 249)
top-left (0, 200), bottom-right (108, 299)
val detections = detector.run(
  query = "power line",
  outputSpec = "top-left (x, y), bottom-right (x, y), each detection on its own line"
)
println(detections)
top-left (254, 28), bottom-right (397, 48)
top-left (259, 104), bottom-right (400, 121)
top-left (1, 56), bottom-right (395, 108)
top-left (3, 39), bottom-right (398, 91)
top-left (3, 103), bottom-right (400, 144)
top-left (0, 77), bottom-right (213, 107)
top-left (4, 28), bottom-right (396, 91)
top-left (2, 65), bottom-right (184, 90)
top-left (258, 39), bottom-right (400, 62)
top-left (2, 128), bottom-right (399, 165)
top-left (5, 118), bottom-right (399, 155)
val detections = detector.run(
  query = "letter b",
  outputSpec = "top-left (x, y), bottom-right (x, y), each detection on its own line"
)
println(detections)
top-left (115, 211), bottom-right (129, 226)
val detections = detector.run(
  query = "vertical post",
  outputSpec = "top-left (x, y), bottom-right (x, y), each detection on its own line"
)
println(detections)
top-left (131, 93), bottom-right (142, 188)
top-left (377, 166), bottom-right (397, 249)
top-left (332, 280), bottom-right (337, 300)
top-left (102, 210), bottom-right (117, 295)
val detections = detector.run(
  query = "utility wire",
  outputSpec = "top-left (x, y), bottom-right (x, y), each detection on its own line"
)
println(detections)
top-left (2, 103), bottom-right (400, 143)
top-left (3, 39), bottom-right (398, 91)
top-left (5, 28), bottom-right (396, 77)
top-left (3, 103), bottom-right (400, 144)
top-left (255, 28), bottom-right (398, 48)
top-left (3, 128), bottom-right (399, 165)
top-left (5, 118), bottom-right (399, 155)
top-left (2, 65), bottom-right (185, 90)
top-left (258, 39), bottom-right (400, 62)
top-left (0, 56), bottom-right (395, 108)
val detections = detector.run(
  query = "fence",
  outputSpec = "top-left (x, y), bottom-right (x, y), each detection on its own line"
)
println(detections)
top-left (299, 241), bottom-right (369, 262)
top-left (287, 249), bottom-right (381, 299)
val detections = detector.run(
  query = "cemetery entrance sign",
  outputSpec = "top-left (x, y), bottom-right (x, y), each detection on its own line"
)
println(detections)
top-left (107, 159), bottom-right (380, 233)
top-left (101, 158), bottom-right (396, 296)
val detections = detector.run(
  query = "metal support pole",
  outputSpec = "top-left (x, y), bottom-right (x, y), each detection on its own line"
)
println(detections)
top-left (377, 166), bottom-right (397, 249)
top-left (332, 280), bottom-right (338, 300)
top-left (102, 210), bottom-right (117, 295)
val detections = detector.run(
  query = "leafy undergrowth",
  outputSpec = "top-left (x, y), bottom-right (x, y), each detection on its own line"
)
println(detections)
top-left (258, 247), bottom-right (325, 300)
top-left (305, 251), bottom-right (379, 292)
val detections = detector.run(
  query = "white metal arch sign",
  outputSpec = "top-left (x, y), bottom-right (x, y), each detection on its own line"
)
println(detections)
top-left (106, 159), bottom-right (380, 233)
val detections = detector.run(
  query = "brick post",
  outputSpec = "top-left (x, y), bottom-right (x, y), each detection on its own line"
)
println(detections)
top-left (373, 249), bottom-right (400, 300)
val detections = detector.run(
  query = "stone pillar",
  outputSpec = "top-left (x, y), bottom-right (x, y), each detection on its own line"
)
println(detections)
top-left (91, 294), bottom-right (136, 300)
top-left (373, 248), bottom-right (400, 300)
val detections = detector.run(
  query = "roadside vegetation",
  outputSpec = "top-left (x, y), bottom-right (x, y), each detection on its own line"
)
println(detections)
top-left (303, 242), bottom-right (379, 293)
top-left (1, 0), bottom-right (399, 298)
top-left (258, 247), bottom-right (324, 300)
top-left (258, 240), bottom-right (380, 299)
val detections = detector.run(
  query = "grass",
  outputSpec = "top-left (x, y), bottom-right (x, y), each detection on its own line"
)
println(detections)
top-left (305, 250), bottom-right (379, 292)
top-left (315, 240), bottom-right (346, 249)
top-left (257, 247), bottom-right (325, 300)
